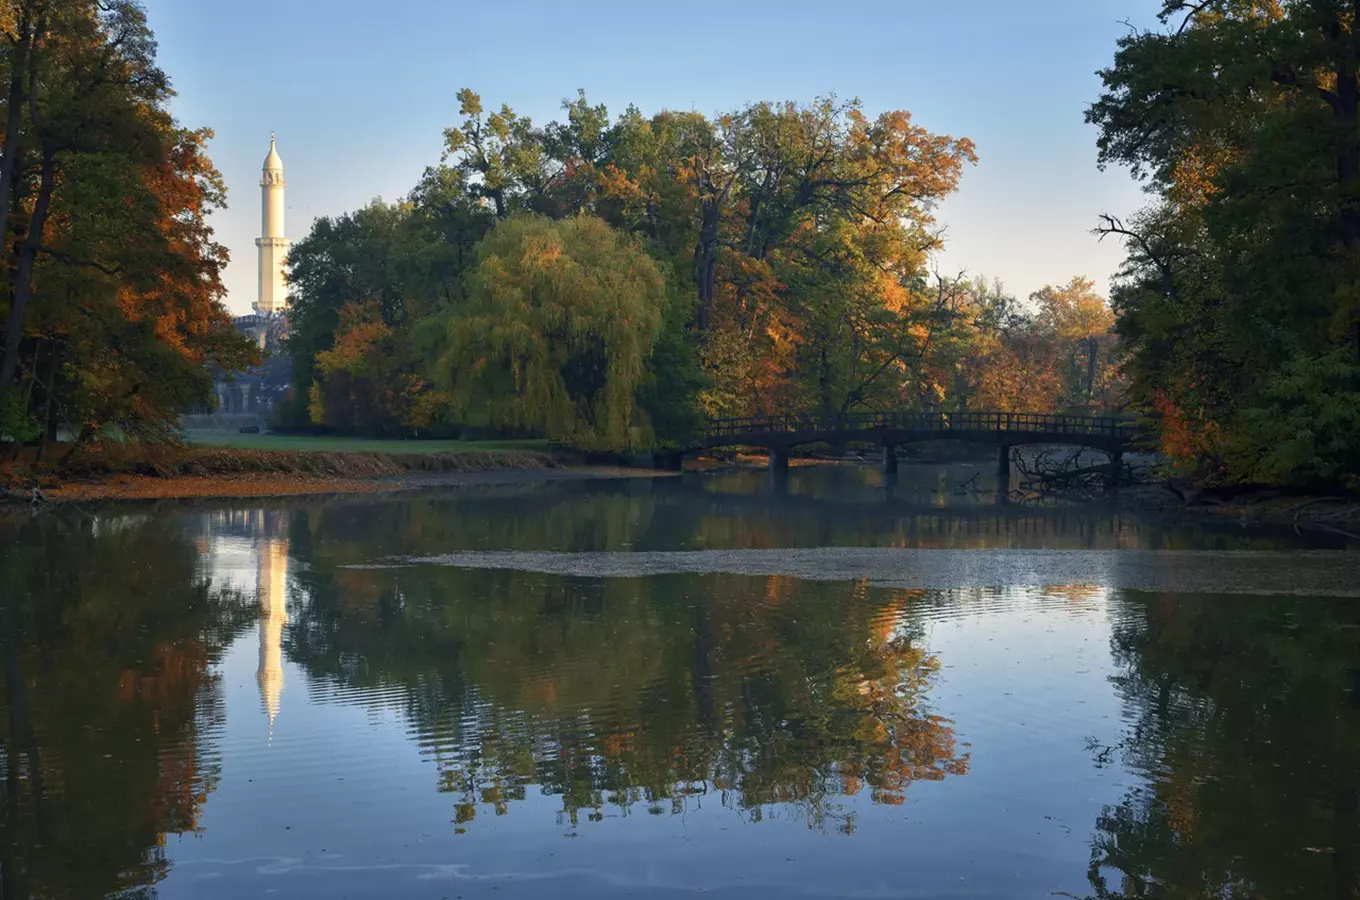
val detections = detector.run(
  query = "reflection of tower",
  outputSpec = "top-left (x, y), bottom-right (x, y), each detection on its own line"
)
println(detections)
top-left (254, 134), bottom-right (290, 316)
top-left (256, 536), bottom-right (289, 734)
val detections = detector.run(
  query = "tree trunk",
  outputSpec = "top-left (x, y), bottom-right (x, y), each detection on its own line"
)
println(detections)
top-left (0, 4), bottom-right (39, 281)
top-left (59, 422), bottom-right (90, 464)
top-left (35, 351), bottom-right (56, 461)
top-left (694, 197), bottom-right (720, 331)
top-left (0, 148), bottom-right (55, 401)
top-left (1335, 9), bottom-right (1360, 250)
top-left (1086, 336), bottom-right (1099, 403)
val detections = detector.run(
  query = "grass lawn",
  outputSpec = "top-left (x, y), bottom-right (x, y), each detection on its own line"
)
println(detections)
top-left (184, 432), bottom-right (552, 454)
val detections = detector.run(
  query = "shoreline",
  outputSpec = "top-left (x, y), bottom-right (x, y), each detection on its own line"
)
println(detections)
top-left (3, 465), bottom-right (678, 505)
top-left (5, 448), bottom-right (1356, 536)
top-left (1, 442), bottom-right (681, 506)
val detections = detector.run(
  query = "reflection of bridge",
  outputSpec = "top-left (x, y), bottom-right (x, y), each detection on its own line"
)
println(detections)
top-left (693, 411), bottom-right (1145, 475)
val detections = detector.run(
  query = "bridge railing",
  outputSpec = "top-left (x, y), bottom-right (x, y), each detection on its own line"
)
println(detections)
top-left (702, 411), bottom-right (1139, 440)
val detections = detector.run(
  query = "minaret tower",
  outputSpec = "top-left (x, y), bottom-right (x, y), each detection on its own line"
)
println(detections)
top-left (254, 133), bottom-right (290, 315)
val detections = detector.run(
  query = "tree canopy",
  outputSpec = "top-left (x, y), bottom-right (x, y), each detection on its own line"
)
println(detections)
top-left (282, 88), bottom-right (1120, 451)
top-left (1088, 0), bottom-right (1360, 487)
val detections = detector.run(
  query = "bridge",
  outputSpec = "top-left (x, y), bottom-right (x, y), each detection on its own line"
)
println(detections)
top-left (691, 411), bottom-right (1144, 477)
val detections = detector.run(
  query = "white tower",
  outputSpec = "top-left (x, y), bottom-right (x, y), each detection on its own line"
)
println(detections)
top-left (254, 134), bottom-right (290, 315)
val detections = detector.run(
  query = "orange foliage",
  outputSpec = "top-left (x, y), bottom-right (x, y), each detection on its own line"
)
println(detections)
top-left (1152, 388), bottom-right (1220, 462)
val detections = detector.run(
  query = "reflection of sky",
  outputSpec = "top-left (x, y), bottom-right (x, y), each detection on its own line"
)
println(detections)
top-left (162, 519), bottom-right (1133, 900)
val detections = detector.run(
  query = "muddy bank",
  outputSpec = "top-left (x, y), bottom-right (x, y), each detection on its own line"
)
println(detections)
top-left (1111, 483), bottom-right (1360, 535)
top-left (1, 443), bottom-right (680, 504)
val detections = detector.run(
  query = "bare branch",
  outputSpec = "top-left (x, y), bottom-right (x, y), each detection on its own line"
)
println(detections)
top-left (1094, 214), bottom-right (1180, 302)
top-left (36, 245), bottom-right (124, 275)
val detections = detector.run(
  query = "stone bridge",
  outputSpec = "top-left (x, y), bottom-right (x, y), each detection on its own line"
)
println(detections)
top-left (692, 411), bottom-right (1145, 477)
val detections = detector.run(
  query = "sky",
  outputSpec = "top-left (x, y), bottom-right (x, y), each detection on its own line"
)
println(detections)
top-left (141, 0), bottom-right (1164, 317)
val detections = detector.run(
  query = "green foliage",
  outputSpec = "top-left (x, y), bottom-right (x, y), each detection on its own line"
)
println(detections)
top-left (431, 214), bottom-right (665, 450)
top-left (1236, 350), bottom-right (1360, 487)
top-left (0, 386), bottom-right (38, 443)
top-left (1088, 0), bottom-right (1360, 486)
top-left (281, 192), bottom-right (494, 433)
top-left (636, 282), bottom-right (708, 448)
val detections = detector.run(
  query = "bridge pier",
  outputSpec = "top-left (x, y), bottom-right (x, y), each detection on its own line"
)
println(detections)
top-left (768, 448), bottom-right (790, 475)
top-left (882, 444), bottom-right (898, 475)
top-left (997, 444), bottom-right (1012, 486)
top-left (1108, 450), bottom-right (1123, 487)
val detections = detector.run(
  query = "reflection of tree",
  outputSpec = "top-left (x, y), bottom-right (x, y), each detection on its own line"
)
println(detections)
top-left (1088, 593), bottom-right (1360, 898)
top-left (287, 512), bottom-right (970, 836)
top-left (0, 514), bottom-right (254, 899)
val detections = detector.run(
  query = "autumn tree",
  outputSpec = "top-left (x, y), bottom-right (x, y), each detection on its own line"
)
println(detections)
top-left (1031, 277), bottom-right (1120, 410)
top-left (0, 0), bottom-right (255, 453)
top-left (282, 189), bottom-right (493, 433)
top-left (1089, 0), bottom-right (1360, 486)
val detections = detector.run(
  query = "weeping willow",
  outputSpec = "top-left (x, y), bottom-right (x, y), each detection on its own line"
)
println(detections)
top-left (432, 214), bottom-right (665, 450)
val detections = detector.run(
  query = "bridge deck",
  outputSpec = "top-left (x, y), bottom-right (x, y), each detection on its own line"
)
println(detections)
top-left (699, 411), bottom-right (1141, 453)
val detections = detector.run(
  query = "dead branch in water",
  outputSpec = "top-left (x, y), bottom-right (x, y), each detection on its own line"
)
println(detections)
top-left (1010, 447), bottom-right (1150, 499)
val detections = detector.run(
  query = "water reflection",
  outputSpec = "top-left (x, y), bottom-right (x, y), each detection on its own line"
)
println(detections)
top-left (1089, 592), bottom-right (1360, 898)
top-left (289, 563), bottom-right (969, 834)
top-left (255, 523), bottom-right (288, 732)
top-left (2, 471), bottom-right (1359, 898)
top-left (0, 512), bottom-right (253, 900)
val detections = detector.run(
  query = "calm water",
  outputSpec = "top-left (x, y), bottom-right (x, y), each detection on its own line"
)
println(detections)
top-left (2, 466), bottom-right (1359, 899)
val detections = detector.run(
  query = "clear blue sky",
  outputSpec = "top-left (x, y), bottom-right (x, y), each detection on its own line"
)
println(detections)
top-left (142, 0), bottom-right (1162, 316)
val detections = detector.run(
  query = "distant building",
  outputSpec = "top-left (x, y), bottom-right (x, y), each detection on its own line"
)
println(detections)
top-left (191, 136), bottom-right (295, 427)
top-left (213, 313), bottom-right (291, 418)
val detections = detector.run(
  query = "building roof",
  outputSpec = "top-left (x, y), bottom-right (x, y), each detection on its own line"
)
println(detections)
top-left (263, 133), bottom-right (283, 172)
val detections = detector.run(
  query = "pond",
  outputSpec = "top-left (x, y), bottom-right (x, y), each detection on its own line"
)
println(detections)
top-left (2, 466), bottom-right (1358, 899)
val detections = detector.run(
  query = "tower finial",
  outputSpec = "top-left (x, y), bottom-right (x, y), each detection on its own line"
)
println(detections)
top-left (270, 130), bottom-right (276, 145)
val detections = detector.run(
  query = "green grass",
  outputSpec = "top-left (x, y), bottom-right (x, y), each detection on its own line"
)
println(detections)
top-left (184, 432), bottom-right (551, 454)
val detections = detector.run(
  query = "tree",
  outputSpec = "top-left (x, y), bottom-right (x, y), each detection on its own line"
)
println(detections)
top-left (1088, 0), bottom-right (1360, 486)
top-left (0, 0), bottom-right (255, 452)
top-left (430, 214), bottom-right (665, 450)
top-left (298, 89), bottom-right (1131, 444)
top-left (1031, 277), bottom-right (1119, 409)
top-left (282, 177), bottom-right (495, 432)
top-left (282, 200), bottom-right (409, 431)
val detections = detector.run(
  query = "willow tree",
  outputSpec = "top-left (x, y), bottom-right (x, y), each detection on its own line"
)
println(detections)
top-left (431, 214), bottom-right (665, 450)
